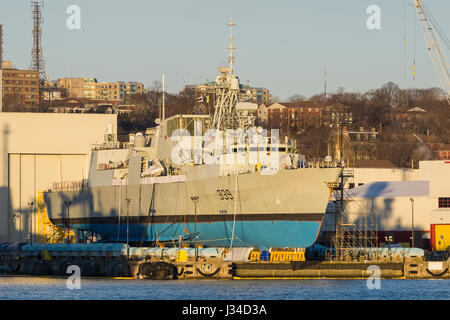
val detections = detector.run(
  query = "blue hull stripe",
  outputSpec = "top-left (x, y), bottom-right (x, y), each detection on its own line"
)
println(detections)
top-left (69, 220), bottom-right (321, 249)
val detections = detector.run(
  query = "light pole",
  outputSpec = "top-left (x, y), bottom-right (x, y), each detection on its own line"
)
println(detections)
top-left (190, 196), bottom-right (199, 261)
top-left (12, 213), bottom-right (21, 241)
top-left (126, 198), bottom-right (131, 260)
top-left (385, 235), bottom-right (393, 250)
top-left (27, 201), bottom-right (34, 245)
top-left (410, 198), bottom-right (415, 248)
top-left (330, 108), bottom-right (352, 260)
top-left (385, 235), bottom-right (393, 261)
top-left (64, 200), bottom-right (71, 244)
top-left (331, 110), bottom-right (353, 167)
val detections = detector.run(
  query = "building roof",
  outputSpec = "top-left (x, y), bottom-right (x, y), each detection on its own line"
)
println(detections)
top-left (66, 99), bottom-right (81, 104)
top-left (278, 101), bottom-right (327, 108)
top-left (1, 61), bottom-right (13, 69)
top-left (433, 144), bottom-right (450, 151)
top-left (418, 135), bottom-right (440, 144)
top-left (407, 107), bottom-right (426, 112)
top-left (344, 181), bottom-right (429, 198)
top-left (353, 160), bottom-right (397, 169)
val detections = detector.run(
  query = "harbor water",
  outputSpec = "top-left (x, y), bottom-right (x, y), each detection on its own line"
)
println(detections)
top-left (0, 277), bottom-right (449, 300)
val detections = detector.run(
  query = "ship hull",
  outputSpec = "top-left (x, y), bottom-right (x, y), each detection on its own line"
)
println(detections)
top-left (68, 220), bottom-right (321, 248)
top-left (44, 168), bottom-right (340, 248)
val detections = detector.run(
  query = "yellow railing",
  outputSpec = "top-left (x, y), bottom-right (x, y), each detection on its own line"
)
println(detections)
top-left (249, 249), bottom-right (305, 262)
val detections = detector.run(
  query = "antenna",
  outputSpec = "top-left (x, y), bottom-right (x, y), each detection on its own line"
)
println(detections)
top-left (227, 18), bottom-right (235, 75)
top-left (162, 74), bottom-right (165, 120)
top-left (403, 0), bottom-right (407, 88)
top-left (31, 1), bottom-right (45, 112)
top-left (412, 0), bottom-right (416, 81)
top-left (324, 65), bottom-right (327, 101)
top-left (31, 1), bottom-right (46, 80)
top-left (0, 25), bottom-right (3, 70)
top-left (211, 18), bottom-right (245, 130)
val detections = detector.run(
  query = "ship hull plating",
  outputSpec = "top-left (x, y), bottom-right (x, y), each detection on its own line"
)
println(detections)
top-left (44, 168), bottom-right (340, 248)
top-left (67, 220), bottom-right (322, 248)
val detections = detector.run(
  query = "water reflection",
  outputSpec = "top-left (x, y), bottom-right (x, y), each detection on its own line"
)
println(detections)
top-left (0, 277), bottom-right (448, 300)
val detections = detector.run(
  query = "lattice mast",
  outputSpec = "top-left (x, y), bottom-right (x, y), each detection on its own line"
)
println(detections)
top-left (0, 25), bottom-right (3, 70)
top-left (413, 0), bottom-right (450, 105)
top-left (228, 17), bottom-right (235, 76)
top-left (211, 18), bottom-right (242, 130)
top-left (31, 1), bottom-right (46, 80)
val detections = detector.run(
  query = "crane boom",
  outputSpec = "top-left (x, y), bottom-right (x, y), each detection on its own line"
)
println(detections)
top-left (413, 0), bottom-right (450, 105)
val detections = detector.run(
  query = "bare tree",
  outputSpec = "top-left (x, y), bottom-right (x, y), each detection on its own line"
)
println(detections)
top-left (288, 94), bottom-right (306, 102)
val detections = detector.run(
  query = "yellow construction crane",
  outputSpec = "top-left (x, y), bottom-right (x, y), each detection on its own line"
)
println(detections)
top-left (37, 191), bottom-right (74, 243)
top-left (413, 0), bottom-right (450, 106)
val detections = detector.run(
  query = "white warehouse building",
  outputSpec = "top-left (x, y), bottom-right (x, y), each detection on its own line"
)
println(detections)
top-left (0, 112), bottom-right (117, 243)
top-left (320, 160), bottom-right (450, 251)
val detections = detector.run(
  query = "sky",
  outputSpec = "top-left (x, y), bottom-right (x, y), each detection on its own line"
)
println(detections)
top-left (0, 0), bottom-right (449, 100)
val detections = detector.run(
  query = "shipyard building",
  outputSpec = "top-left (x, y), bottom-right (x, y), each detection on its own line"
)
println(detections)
top-left (0, 112), bottom-right (117, 243)
top-left (320, 160), bottom-right (450, 251)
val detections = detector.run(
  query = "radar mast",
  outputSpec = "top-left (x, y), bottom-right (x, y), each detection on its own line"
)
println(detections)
top-left (211, 18), bottom-right (254, 131)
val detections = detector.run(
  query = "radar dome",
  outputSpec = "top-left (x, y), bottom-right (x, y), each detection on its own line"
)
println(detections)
top-left (134, 132), bottom-right (145, 147)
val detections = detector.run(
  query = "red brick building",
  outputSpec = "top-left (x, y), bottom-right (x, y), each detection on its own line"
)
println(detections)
top-left (267, 101), bottom-right (339, 133)
top-left (1, 68), bottom-right (40, 109)
top-left (432, 144), bottom-right (450, 160)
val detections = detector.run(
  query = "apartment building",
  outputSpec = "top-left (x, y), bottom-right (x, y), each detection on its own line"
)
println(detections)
top-left (57, 78), bottom-right (84, 98)
top-left (1, 67), bottom-right (40, 109)
top-left (57, 78), bottom-right (144, 101)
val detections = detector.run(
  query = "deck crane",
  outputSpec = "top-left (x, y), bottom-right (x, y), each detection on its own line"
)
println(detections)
top-left (413, 0), bottom-right (450, 106)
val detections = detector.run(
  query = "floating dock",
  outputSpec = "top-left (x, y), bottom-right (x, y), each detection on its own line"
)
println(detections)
top-left (0, 243), bottom-right (448, 280)
top-left (0, 243), bottom-right (233, 280)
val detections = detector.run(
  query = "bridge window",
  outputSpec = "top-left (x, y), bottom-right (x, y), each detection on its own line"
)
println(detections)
top-left (438, 197), bottom-right (450, 208)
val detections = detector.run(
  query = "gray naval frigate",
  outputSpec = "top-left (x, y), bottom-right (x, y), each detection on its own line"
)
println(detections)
top-left (44, 19), bottom-right (341, 249)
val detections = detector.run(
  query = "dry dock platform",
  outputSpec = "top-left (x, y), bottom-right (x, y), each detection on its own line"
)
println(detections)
top-left (1, 243), bottom-right (449, 280)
